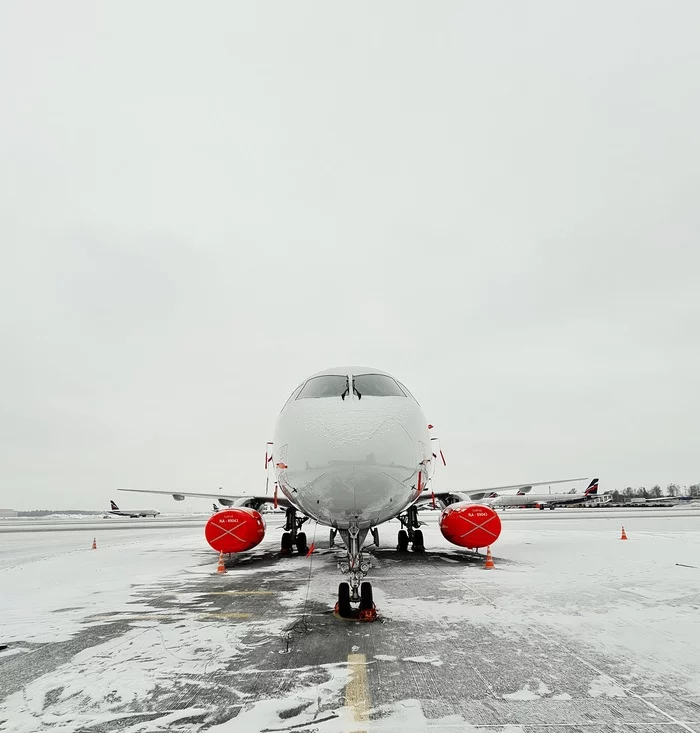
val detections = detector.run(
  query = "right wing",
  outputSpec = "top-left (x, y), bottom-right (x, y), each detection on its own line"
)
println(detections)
top-left (118, 487), bottom-right (291, 511)
top-left (430, 477), bottom-right (589, 504)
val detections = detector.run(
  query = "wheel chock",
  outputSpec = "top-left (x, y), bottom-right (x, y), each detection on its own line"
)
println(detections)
top-left (359, 604), bottom-right (377, 622)
top-left (333, 603), bottom-right (378, 622)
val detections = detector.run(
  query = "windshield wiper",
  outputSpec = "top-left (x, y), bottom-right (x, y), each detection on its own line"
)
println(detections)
top-left (341, 376), bottom-right (350, 400)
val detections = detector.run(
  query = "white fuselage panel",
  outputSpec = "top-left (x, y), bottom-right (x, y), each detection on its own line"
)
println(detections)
top-left (273, 369), bottom-right (431, 530)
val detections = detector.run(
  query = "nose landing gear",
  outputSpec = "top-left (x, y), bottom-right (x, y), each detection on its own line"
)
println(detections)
top-left (334, 522), bottom-right (377, 621)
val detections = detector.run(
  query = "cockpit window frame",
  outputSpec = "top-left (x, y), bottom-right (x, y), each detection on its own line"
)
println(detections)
top-left (397, 381), bottom-right (419, 404)
top-left (283, 383), bottom-right (305, 408)
top-left (351, 373), bottom-right (407, 398)
top-left (295, 374), bottom-right (349, 400)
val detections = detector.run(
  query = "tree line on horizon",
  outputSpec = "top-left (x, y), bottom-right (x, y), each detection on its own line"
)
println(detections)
top-left (605, 483), bottom-right (700, 503)
top-left (14, 509), bottom-right (104, 517)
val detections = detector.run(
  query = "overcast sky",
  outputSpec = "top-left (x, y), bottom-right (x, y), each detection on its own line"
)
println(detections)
top-left (1, 2), bottom-right (699, 511)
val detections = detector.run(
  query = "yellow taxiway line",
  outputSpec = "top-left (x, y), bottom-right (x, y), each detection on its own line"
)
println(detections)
top-left (204, 590), bottom-right (275, 595)
top-left (345, 653), bottom-right (369, 732)
top-left (89, 611), bottom-right (252, 621)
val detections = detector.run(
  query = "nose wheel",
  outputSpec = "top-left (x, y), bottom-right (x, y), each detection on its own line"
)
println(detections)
top-left (337, 582), bottom-right (351, 618)
top-left (335, 581), bottom-right (376, 621)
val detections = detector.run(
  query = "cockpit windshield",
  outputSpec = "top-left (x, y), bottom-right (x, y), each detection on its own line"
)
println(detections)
top-left (296, 375), bottom-right (348, 399)
top-left (352, 374), bottom-right (406, 397)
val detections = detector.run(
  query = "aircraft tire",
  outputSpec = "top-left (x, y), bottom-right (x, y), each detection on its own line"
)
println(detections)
top-left (412, 529), bottom-right (425, 553)
top-left (397, 529), bottom-right (409, 551)
top-left (360, 581), bottom-right (373, 611)
top-left (296, 532), bottom-right (308, 554)
top-left (281, 532), bottom-right (293, 553)
top-left (338, 582), bottom-right (351, 618)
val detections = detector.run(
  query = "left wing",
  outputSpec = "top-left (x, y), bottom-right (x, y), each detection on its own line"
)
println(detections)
top-left (118, 487), bottom-right (291, 511)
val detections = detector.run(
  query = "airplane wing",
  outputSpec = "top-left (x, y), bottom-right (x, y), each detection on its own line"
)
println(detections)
top-left (118, 487), bottom-right (291, 510)
top-left (422, 477), bottom-right (589, 505)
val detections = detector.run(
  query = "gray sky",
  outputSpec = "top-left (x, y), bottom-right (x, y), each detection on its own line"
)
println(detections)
top-left (1, 2), bottom-right (699, 510)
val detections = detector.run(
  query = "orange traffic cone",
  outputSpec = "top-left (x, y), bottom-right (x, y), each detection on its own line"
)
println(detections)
top-left (484, 546), bottom-right (495, 569)
top-left (620, 526), bottom-right (628, 540)
top-left (91, 537), bottom-right (97, 550)
top-left (216, 551), bottom-right (226, 573)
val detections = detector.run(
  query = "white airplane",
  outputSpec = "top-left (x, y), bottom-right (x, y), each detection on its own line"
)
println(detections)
top-left (478, 478), bottom-right (601, 510)
top-left (107, 500), bottom-right (160, 518)
top-left (120, 366), bottom-right (590, 619)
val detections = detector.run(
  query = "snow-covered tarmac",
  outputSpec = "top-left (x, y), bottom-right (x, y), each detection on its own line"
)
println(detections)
top-left (1, 508), bottom-right (699, 732)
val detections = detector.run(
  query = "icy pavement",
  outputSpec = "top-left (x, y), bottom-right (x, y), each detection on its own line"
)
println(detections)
top-left (1, 508), bottom-right (700, 731)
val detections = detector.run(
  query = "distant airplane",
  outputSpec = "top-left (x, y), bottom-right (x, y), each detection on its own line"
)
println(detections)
top-left (108, 500), bottom-right (159, 518)
top-left (478, 479), bottom-right (601, 510)
top-left (119, 366), bottom-right (591, 619)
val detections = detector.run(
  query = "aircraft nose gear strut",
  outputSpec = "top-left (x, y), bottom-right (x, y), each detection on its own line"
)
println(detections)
top-left (397, 504), bottom-right (425, 552)
top-left (335, 523), bottom-right (377, 621)
top-left (281, 507), bottom-right (309, 555)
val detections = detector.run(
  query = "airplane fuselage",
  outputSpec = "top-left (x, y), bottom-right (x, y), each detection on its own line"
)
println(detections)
top-left (485, 492), bottom-right (592, 509)
top-left (273, 367), bottom-right (432, 531)
top-left (108, 509), bottom-right (160, 518)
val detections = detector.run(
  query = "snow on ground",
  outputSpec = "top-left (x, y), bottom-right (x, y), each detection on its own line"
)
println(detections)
top-left (1, 509), bottom-right (700, 732)
top-left (0, 525), bottom-right (213, 642)
top-left (464, 509), bottom-right (700, 695)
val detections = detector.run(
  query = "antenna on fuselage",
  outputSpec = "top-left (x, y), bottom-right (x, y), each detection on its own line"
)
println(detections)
top-left (264, 441), bottom-right (274, 494)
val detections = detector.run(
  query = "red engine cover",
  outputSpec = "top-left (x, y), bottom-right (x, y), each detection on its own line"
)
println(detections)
top-left (439, 502), bottom-right (502, 549)
top-left (205, 508), bottom-right (265, 554)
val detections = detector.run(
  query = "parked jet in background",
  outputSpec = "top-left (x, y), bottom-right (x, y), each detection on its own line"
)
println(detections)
top-left (480, 479), bottom-right (600, 510)
top-left (108, 500), bottom-right (160, 518)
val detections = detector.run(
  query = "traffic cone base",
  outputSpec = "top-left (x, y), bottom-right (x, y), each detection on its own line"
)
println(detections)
top-left (216, 551), bottom-right (226, 573)
top-left (484, 546), bottom-right (495, 569)
top-left (620, 526), bottom-right (628, 540)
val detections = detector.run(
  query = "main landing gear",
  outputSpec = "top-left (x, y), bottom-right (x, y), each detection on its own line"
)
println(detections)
top-left (397, 504), bottom-right (425, 552)
top-left (280, 507), bottom-right (309, 555)
top-left (334, 522), bottom-right (377, 621)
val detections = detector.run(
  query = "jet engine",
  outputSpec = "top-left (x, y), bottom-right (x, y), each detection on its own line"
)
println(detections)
top-left (204, 508), bottom-right (266, 554)
top-left (439, 502), bottom-right (502, 549)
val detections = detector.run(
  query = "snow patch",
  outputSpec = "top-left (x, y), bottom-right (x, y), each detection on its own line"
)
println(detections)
top-left (503, 685), bottom-right (541, 701)
top-left (402, 655), bottom-right (443, 666)
top-left (0, 621), bottom-right (250, 731)
top-left (503, 680), bottom-right (551, 700)
top-left (207, 663), bottom-right (349, 732)
top-left (588, 674), bottom-right (627, 698)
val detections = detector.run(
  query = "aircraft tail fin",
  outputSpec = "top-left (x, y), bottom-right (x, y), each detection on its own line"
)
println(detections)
top-left (584, 478), bottom-right (599, 496)
top-left (110, 500), bottom-right (119, 510)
